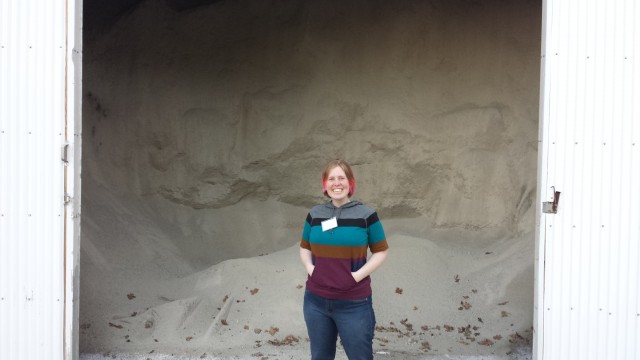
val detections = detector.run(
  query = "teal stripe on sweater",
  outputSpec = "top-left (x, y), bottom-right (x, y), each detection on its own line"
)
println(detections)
top-left (307, 226), bottom-right (369, 247)
top-left (368, 221), bottom-right (386, 243)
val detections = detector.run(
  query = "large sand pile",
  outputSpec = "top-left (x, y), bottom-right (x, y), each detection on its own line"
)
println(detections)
top-left (81, 184), bottom-right (534, 359)
top-left (80, 0), bottom-right (540, 358)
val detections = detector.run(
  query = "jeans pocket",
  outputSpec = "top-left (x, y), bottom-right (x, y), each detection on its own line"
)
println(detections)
top-left (344, 296), bottom-right (369, 304)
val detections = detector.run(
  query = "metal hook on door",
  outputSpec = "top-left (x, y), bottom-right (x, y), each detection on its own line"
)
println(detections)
top-left (543, 186), bottom-right (561, 214)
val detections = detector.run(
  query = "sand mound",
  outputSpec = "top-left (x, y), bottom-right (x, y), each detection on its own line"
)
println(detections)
top-left (80, 182), bottom-right (533, 357)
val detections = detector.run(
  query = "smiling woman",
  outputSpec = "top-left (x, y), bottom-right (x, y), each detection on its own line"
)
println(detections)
top-left (300, 159), bottom-right (389, 360)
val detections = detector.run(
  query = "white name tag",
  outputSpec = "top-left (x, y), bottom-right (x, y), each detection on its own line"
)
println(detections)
top-left (321, 217), bottom-right (338, 232)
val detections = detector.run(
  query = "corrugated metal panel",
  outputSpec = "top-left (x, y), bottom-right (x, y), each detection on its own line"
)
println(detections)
top-left (535, 0), bottom-right (640, 359)
top-left (0, 0), bottom-right (79, 359)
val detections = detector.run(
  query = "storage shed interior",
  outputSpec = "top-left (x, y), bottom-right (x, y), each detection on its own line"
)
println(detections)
top-left (80, 0), bottom-right (541, 357)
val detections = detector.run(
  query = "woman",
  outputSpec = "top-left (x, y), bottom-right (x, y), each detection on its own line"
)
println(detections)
top-left (300, 159), bottom-right (389, 360)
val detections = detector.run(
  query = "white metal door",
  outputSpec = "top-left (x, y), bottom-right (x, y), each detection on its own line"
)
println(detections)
top-left (534, 0), bottom-right (640, 359)
top-left (0, 0), bottom-right (82, 359)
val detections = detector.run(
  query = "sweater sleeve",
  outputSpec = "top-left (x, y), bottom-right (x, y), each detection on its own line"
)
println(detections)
top-left (300, 213), bottom-right (312, 250)
top-left (366, 212), bottom-right (388, 253)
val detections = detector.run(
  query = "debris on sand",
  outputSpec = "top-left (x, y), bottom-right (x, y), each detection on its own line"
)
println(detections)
top-left (420, 341), bottom-right (431, 352)
top-left (268, 334), bottom-right (299, 346)
top-left (268, 326), bottom-right (279, 336)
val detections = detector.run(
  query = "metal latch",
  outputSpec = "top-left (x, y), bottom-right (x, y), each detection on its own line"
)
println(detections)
top-left (542, 186), bottom-right (561, 214)
top-left (64, 194), bottom-right (72, 205)
top-left (62, 143), bottom-right (70, 165)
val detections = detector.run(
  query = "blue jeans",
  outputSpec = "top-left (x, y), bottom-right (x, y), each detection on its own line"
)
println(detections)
top-left (303, 290), bottom-right (376, 360)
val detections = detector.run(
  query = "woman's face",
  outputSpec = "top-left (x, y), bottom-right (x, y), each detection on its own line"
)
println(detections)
top-left (325, 166), bottom-right (350, 206)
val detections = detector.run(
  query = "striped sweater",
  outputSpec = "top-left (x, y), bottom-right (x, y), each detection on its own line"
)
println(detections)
top-left (300, 200), bottom-right (388, 300)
